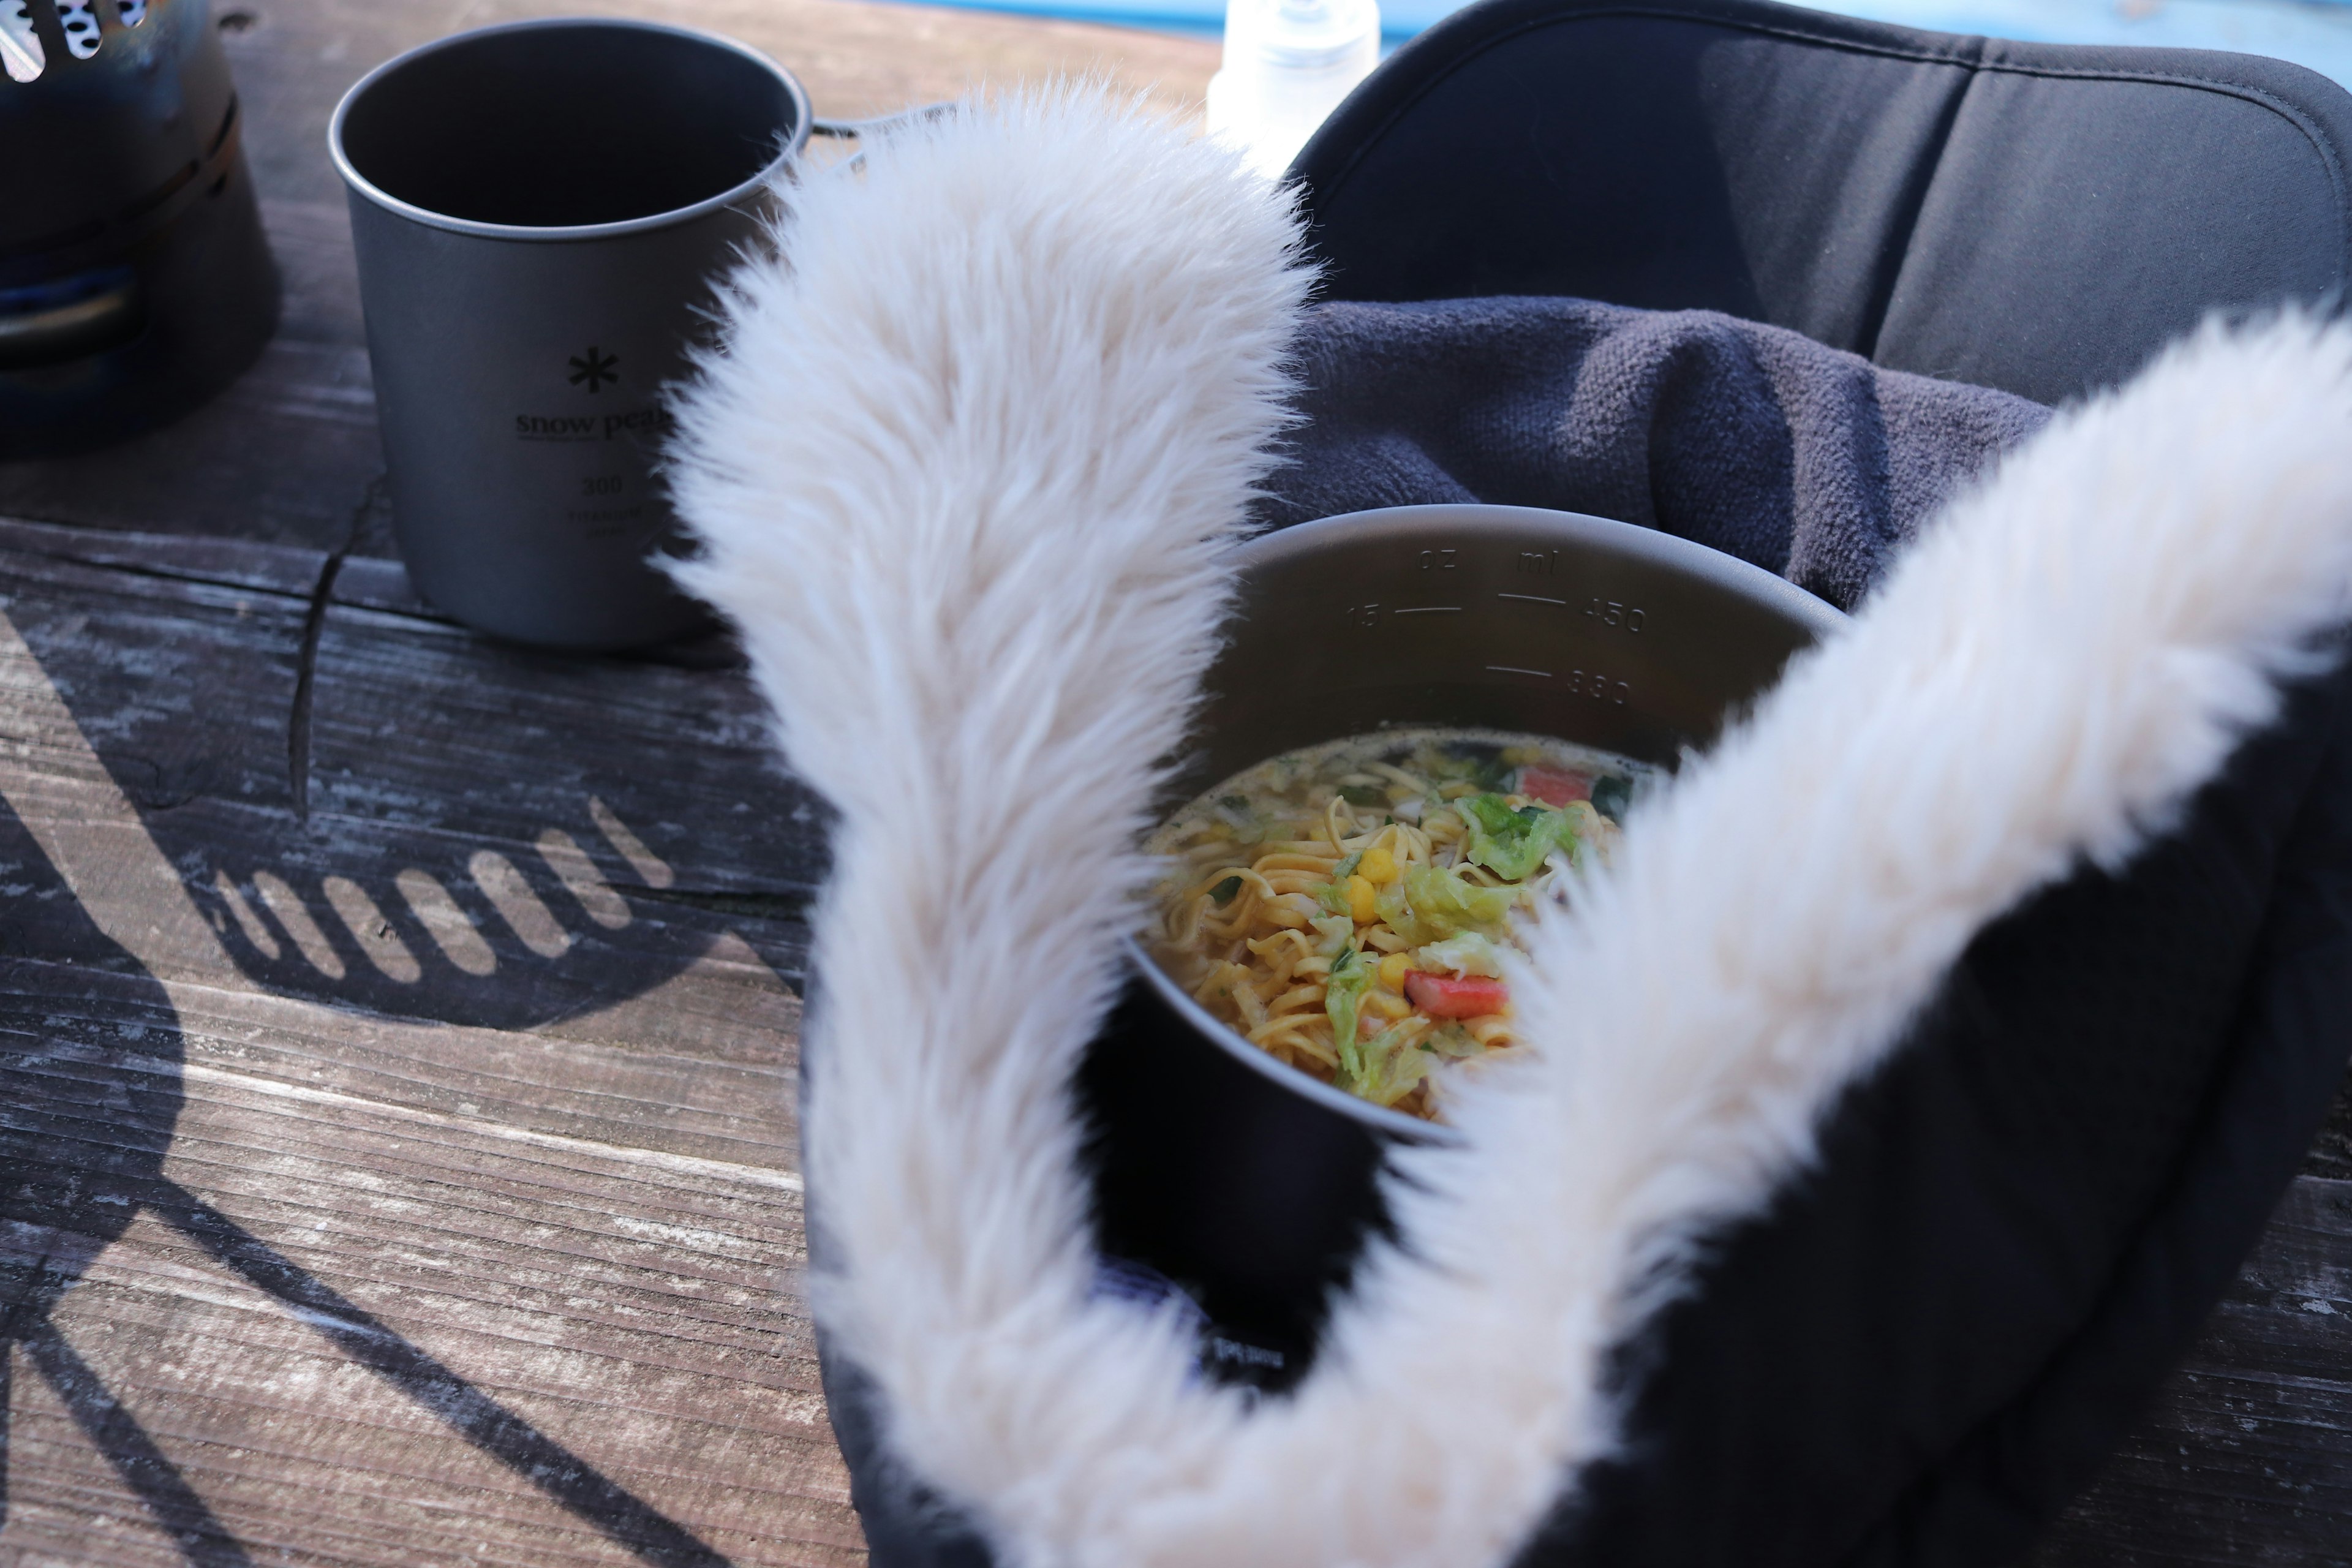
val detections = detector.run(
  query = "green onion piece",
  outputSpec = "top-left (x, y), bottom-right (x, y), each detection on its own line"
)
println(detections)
top-left (1591, 775), bottom-right (1632, 822)
top-left (1325, 945), bottom-right (1376, 1088)
top-left (1209, 875), bottom-right (1243, 906)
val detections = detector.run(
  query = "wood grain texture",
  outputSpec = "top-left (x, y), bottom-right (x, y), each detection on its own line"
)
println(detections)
top-left (0, 516), bottom-right (814, 1163)
top-left (2029, 1178), bottom-right (2352, 1567)
top-left (3, 1006), bottom-right (849, 1568)
top-left (2, 519), bottom-right (840, 1564)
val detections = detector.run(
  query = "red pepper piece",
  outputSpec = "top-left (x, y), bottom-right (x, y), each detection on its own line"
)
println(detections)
top-left (1519, 767), bottom-right (1591, 807)
top-left (1405, 971), bottom-right (1510, 1019)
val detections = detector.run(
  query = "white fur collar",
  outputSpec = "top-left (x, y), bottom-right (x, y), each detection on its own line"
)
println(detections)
top-left (668, 86), bottom-right (2352, 1568)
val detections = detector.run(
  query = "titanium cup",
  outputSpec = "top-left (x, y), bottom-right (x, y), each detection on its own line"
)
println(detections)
top-left (330, 18), bottom-right (810, 650)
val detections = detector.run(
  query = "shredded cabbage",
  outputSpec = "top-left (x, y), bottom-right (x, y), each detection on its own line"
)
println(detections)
top-left (1414, 930), bottom-right (1506, 978)
top-left (1309, 913), bottom-right (1355, 957)
top-left (1376, 864), bottom-right (1516, 944)
top-left (1461, 792), bottom-right (1575, 881)
top-left (1417, 1020), bottom-right (1485, 1060)
top-left (1354, 1022), bottom-right (1436, 1104)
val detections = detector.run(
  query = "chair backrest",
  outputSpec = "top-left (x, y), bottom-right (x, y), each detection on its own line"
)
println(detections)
top-left (1291, 0), bottom-right (2352, 404)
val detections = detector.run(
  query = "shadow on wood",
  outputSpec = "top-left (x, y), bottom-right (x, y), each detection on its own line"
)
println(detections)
top-left (0, 796), bottom-right (736, 1567)
top-left (0, 532), bottom-right (816, 1036)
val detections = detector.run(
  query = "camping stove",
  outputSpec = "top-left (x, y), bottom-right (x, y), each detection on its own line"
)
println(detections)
top-left (1, 0), bottom-right (277, 458)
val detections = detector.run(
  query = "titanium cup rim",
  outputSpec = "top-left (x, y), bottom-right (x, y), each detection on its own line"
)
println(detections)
top-left (326, 15), bottom-right (813, 243)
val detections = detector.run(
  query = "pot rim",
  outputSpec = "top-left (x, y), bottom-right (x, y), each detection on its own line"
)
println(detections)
top-left (1128, 502), bottom-right (1848, 1144)
top-left (328, 15), bottom-right (813, 243)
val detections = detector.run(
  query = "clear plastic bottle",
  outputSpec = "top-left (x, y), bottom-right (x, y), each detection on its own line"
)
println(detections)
top-left (1205, 0), bottom-right (1381, 180)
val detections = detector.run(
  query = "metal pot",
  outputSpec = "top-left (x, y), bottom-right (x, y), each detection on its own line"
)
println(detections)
top-left (1079, 503), bottom-right (1845, 1379)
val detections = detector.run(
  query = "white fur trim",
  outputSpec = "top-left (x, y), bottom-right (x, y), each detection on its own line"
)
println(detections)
top-left (669, 85), bottom-right (2352, 1568)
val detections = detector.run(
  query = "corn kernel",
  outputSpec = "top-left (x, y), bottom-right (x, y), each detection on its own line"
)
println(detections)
top-left (1378, 952), bottom-right (1415, 991)
top-left (1346, 875), bottom-right (1378, 923)
top-left (1366, 989), bottom-right (1414, 1020)
top-left (1358, 845), bottom-right (1400, 885)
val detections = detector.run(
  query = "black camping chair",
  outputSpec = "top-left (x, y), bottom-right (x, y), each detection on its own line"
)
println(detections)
top-left (1273, 4), bottom-right (2352, 1563)
top-left (1294, 0), bottom-right (2352, 405)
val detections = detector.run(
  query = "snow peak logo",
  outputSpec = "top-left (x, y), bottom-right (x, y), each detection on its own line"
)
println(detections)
top-left (513, 346), bottom-right (669, 442)
top-left (568, 345), bottom-right (620, 391)
top-left (513, 405), bottom-right (674, 443)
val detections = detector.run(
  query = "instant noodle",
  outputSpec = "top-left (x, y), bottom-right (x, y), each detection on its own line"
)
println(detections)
top-left (1146, 727), bottom-right (1652, 1120)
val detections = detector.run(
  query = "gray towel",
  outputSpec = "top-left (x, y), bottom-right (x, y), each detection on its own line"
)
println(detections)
top-left (1263, 297), bottom-right (2052, 609)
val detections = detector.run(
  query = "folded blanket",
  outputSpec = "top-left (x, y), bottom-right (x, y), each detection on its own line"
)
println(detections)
top-left (1264, 296), bottom-right (2050, 608)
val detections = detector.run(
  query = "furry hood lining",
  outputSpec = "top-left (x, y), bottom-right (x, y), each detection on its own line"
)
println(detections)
top-left (669, 86), bottom-right (2352, 1568)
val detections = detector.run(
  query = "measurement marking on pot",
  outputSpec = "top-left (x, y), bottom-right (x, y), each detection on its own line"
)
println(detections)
top-left (1584, 598), bottom-right (1646, 631)
top-left (1566, 669), bottom-right (1632, 704)
top-left (1486, 665), bottom-right (1553, 679)
top-left (1498, 592), bottom-right (1568, 606)
top-left (1391, 605), bottom-right (1461, 615)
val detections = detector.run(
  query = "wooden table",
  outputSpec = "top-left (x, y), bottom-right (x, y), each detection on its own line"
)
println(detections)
top-left (0, 2), bottom-right (2343, 1563)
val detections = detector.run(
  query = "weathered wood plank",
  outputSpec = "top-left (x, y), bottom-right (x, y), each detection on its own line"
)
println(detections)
top-left (0, 513), bottom-right (326, 601)
top-left (2, 1023), bottom-right (856, 1567)
top-left (2027, 1177), bottom-right (2352, 1566)
top-left (0, 339), bottom-right (384, 551)
top-left (2309, 1080), bottom-right (2352, 1183)
top-left (213, 0), bottom-right (1216, 216)
top-left (5, 954), bottom-right (801, 1170)
top-left (2, 521), bottom-right (843, 1559)
top-left (0, 517), bottom-right (820, 961)
top-left (303, 600), bottom-right (825, 905)
top-left (0, 596), bottom-right (816, 1167)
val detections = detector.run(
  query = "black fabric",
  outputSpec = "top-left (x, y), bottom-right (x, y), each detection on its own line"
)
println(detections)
top-left (1292, 0), bottom-right (2352, 404)
top-left (1875, 65), bottom-right (2351, 401)
top-left (799, 1007), bottom-right (1000, 1568)
top-left (1263, 295), bottom-right (2048, 608)
top-left (815, 1341), bottom-right (997, 1568)
top-left (1515, 655), bottom-right (2352, 1568)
